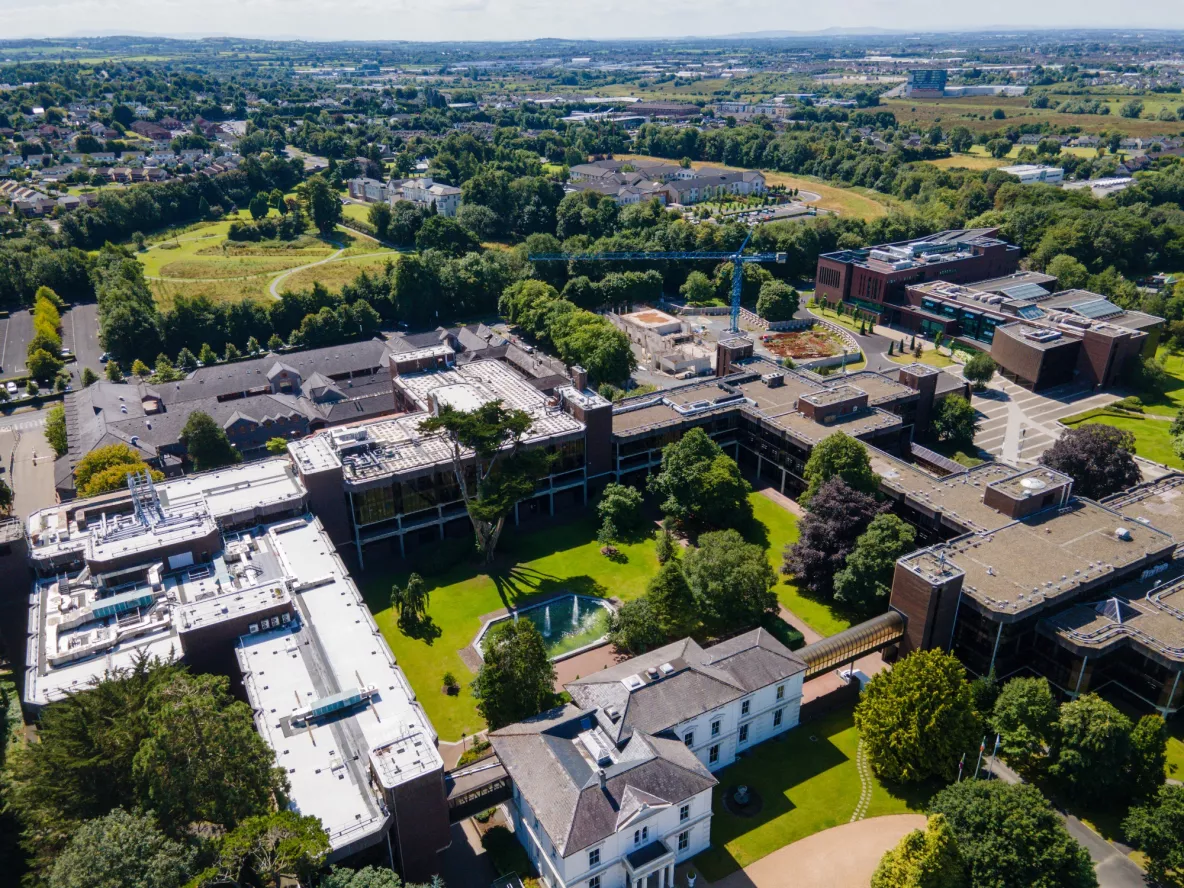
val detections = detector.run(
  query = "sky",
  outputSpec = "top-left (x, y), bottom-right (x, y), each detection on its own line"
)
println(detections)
top-left (2, 0), bottom-right (1184, 43)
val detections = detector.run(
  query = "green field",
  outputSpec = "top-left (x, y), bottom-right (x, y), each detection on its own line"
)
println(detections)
top-left (1060, 408), bottom-right (1181, 469)
top-left (359, 491), bottom-right (829, 741)
top-left (691, 708), bottom-right (926, 880)
top-left (138, 216), bottom-right (397, 308)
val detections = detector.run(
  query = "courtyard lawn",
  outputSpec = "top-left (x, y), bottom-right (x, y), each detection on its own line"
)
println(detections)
top-left (363, 491), bottom-right (812, 741)
top-left (691, 708), bottom-right (926, 881)
top-left (1132, 349), bottom-right (1184, 417)
top-left (1060, 408), bottom-right (1181, 469)
top-left (1168, 718), bottom-right (1184, 781)
top-left (886, 348), bottom-right (955, 369)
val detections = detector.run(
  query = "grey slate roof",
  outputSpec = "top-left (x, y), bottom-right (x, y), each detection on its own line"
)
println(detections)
top-left (567, 630), bottom-right (806, 743)
top-left (489, 704), bottom-right (715, 857)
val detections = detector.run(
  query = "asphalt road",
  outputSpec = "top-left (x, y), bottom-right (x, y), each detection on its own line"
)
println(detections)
top-left (0, 406), bottom-right (55, 517)
top-left (0, 308), bottom-right (33, 380)
top-left (985, 758), bottom-right (1145, 888)
top-left (61, 302), bottom-right (102, 385)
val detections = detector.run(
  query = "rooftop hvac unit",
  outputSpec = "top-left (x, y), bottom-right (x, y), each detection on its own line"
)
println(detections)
top-left (761, 373), bottom-right (785, 388)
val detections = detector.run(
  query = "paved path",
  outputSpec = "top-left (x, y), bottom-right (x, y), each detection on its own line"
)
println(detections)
top-left (985, 758), bottom-right (1145, 888)
top-left (702, 814), bottom-right (925, 888)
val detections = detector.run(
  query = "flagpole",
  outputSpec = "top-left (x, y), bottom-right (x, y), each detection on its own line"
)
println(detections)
top-left (988, 733), bottom-right (1001, 780)
top-left (974, 736), bottom-right (986, 780)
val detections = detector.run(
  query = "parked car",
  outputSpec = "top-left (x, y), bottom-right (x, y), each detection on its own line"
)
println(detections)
top-left (99, 352), bottom-right (110, 363)
top-left (5, 381), bottom-right (18, 396)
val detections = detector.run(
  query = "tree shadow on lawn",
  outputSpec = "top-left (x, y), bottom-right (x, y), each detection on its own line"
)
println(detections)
top-left (691, 710), bottom-right (855, 881)
top-left (490, 568), bottom-right (609, 611)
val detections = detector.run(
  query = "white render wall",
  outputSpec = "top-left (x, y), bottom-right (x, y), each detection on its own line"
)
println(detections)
top-left (675, 673), bottom-right (804, 773)
top-left (510, 784), bottom-right (714, 888)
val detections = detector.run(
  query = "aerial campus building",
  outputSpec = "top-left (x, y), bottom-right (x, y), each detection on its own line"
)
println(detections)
top-left (814, 229), bottom-right (1164, 390)
top-left (881, 456), bottom-right (1184, 716)
top-left (287, 326), bottom-right (971, 565)
top-left (22, 460), bottom-right (450, 877)
top-left (489, 631), bottom-right (807, 888)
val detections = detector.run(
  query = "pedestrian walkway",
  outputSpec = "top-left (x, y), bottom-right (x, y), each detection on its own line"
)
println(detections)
top-left (972, 377), bottom-right (1118, 464)
top-left (689, 814), bottom-right (925, 888)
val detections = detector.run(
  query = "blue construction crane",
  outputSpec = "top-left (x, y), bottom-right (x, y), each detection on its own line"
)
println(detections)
top-left (529, 228), bottom-right (787, 334)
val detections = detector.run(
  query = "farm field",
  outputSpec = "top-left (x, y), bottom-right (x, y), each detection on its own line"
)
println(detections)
top-left (138, 216), bottom-right (397, 308)
top-left (884, 94), bottom-right (1180, 137)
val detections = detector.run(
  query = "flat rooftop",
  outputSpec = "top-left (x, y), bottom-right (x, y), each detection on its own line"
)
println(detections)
top-left (821, 228), bottom-right (1010, 273)
top-left (290, 359), bottom-right (585, 485)
top-left (900, 500), bottom-right (1176, 619)
top-left (1107, 475), bottom-right (1184, 543)
top-left (26, 459), bottom-right (306, 562)
top-left (239, 518), bottom-right (441, 852)
top-left (1044, 578), bottom-right (1184, 666)
top-left (612, 360), bottom-right (910, 444)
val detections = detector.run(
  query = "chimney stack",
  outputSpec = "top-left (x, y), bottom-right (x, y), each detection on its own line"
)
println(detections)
top-left (598, 768), bottom-right (607, 790)
top-left (571, 365), bottom-right (589, 391)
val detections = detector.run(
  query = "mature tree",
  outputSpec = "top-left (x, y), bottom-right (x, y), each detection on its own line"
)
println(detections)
top-left (49, 808), bottom-right (194, 888)
top-left (647, 427), bottom-right (751, 529)
top-left (1040, 425), bottom-right (1140, 499)
top-left (367, 202), bottom-right (392, 240)
top-left (961, 353), bottom-right (996, 392)
top-left (755, 280), bottom-right (800, 322)
top-left (655, 529), bottom-right (676, 564)
top-left (28, 347), bottom-right (64, 380)
top-left (390, 573), bottom-right (430, 628)
top-left (871, 814), bottom-right (967, 888)
top-left (785, 477), bottom-right (885, 598)
top-left (415, 216), bottom-right (481, 257)
top-left (132, 671), bottom-right (285, 832)
top-left (597, 482), bottom-right (644, 534)
top-left (198, 343), bottom-right (218, 366)
top-left (321, 865), bottom-right (412, 888)
top-left (473, 620), bottom-right (556, 729)
top-left (267, 333), bottom-right (285, 352)
top-left (679, 270), bottom-right (716, 304)
top-left (1046, 254), bottom-right (1090, 290)
top-left (202, 811), bottom-right (329, 888)
top-left (180, 411), bottom-right (241, 471)
top-left (81, 366), bottom-right (98, 387)
top-left (832, 513), bottom-right (916, 615)
top-left (683, 529), bottom-right (777, 631)
top-left (266, 437), bottom-right (289, 455)
top-left (855, 650), bottom-right (981, 784)
top-left (1049, 693), bottom-right (1132, 805)
top-left (930, 781), bottom-right (1097, 888)
top-left (0, 477), bottom-right (12, 514)
top-left (931, 394), bottom-right (978, 450)
top-left (1123, 785), bottom-right (1184, 884)
top-left (608, 597), bottom-right (667, 654)
top-left (249, 192), bottom-right (271, 220)
top-left (990, 676), bottom-right (1058, 780)
top-left (131, 358), bottom-right (151, 378)
top-left (45, 403), bottom-right (68, 457)
top-left (801, 431), bottom-right (878, 503)
top-left (948, 126), bottom-right (974, 153)
top-left (456, 203), bottom-right (503, 241)
top-left (303, 174), bottom-right (342, 235)
top-left (74, 443), bottom-right (158, 497)
top-left (105, 359), bottom-right (123, 382)
top-left (418, 401), bottom-right (551, 562)
top-left (1129, 714), bottom-right (1169, 802)
top-left (645, 558), bottom-right (696, 638)
top-left (5, 657), bottom-right (187, 871)
top-left (387, 200), bottom-right (430, 245)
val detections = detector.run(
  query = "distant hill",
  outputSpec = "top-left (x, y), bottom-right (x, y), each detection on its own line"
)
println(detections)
top-left (723, 27), bottom-right (908, 38)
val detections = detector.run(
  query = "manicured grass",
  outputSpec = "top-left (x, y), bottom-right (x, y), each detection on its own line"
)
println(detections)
top-left (1167, 715), bottom-right (1184, 782)
top-left (806, 303), bottom-right (871, 336)
top-left (362, 491), bottom-right (811, 741)
top-left (1132, 349), bottom-right (1184, 417)
top-left (691, 708), bottom-right (927, 880)
top-left (341, 202), bottom-right (373, 224)
top-left (750, 493), bottom-right (856, 638)
top-left (1061, 408), bottom-right (1181, 469)
top-left (886, 348), bottom-right (955, 369)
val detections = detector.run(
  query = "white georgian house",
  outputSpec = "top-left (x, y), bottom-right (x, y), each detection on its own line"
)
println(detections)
top-left (490, 629), bottom-right (807, 888)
